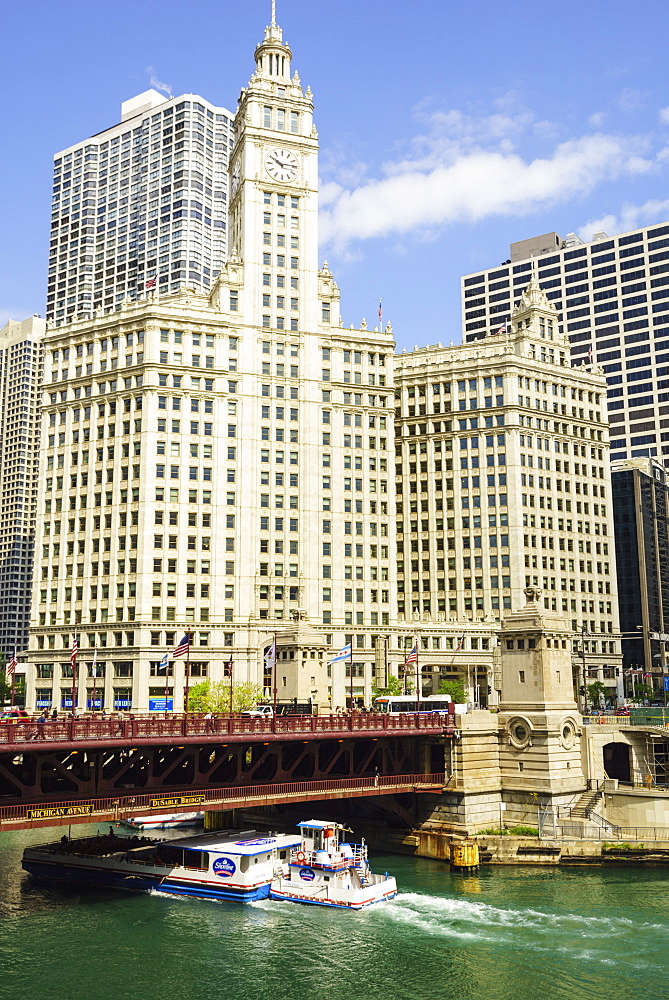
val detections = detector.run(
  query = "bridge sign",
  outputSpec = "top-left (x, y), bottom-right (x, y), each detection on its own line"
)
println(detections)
top-left (26, 804), bottom-right (94, 820)
top-left (148, 795), bottom-right (205, 809)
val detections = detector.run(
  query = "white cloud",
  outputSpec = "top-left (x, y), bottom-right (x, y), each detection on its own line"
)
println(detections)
top-left (320, 130), bottom-right (653, 252)
top-left (146, 66), bottom-right (172, 97)
top-left (660, 107), bottom-right (669, 125)
top-left (578, 199), bottom-right (669, 242)
top-left (319, 91), bottom-right (669, 252)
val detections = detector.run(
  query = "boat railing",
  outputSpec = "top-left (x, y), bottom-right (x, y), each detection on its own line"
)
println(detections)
top-left (290, 844), bottom-right (367, 868)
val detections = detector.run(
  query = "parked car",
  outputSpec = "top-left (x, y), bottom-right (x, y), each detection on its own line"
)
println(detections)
top-left (0, 709), bottom-right (30, 723)
top-left (615, 706), bottom-right (630, 716)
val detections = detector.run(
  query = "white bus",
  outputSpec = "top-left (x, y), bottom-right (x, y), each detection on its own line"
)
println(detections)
top-left (373, 694), bottom-right (459, 715)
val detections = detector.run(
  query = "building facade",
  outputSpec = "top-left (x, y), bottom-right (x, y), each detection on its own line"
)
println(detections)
top-left (47, 88), bottom-right (233, 327)
top-left (25, 13), bottom-right (632, 714)
top-left (0, 317), bottom-right (45, 662)
top-left (395, 280), bottom-right (624, 706)
top-left (461, 224), bottom-right (669, 470)
top-left (612, 457), bottom-right (669, 699)
top-left (26, 15), bottom-right (399, 713)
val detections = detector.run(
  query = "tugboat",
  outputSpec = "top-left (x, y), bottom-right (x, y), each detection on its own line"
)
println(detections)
top-left (270, 820), bottom-right (397, 909)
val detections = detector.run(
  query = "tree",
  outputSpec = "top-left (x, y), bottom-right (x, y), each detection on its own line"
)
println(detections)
top-left (438, 678), bottom-right (467, 705)
top-left (632, 681), bottom-right (653, 704)
top-left (187, 681), bottom-right (211, 713)
top-left (371, 674), bottom-right (402, 700)
top-left (587, 681), bottom-right (606, 709)
top-left (186, 680), bottom-right (264, 714)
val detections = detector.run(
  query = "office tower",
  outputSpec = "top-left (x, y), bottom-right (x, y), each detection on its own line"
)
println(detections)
top-left (0, 317), bottom-right (45, 661)
top-left (47, 89), bottom-right (233, 327)
top-left (26, 14), bottom-right (397, 714)
top-left (612, 457), bottom-right (669, 699)
top-left (395, 280), bottom-right (624, 706)
top-left (461, 223), bottom-right (669, 470)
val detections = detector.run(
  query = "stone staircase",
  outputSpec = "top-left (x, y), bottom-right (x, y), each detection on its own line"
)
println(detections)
top-left (570, 787), bottom-right (603, 819)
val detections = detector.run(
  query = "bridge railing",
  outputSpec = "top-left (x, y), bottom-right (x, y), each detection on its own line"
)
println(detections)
top-left (0, 711), bottom-right (451, 746)
top-left (0, 771), bottom-right (447, 827)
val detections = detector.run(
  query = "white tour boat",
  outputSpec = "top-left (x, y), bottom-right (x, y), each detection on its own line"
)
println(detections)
top-left (22, 828), bottom-right (301, 902)
top-left (120, 812), bottom-right (204, 830)
top-left (270, 820), bottom-right (397, 910)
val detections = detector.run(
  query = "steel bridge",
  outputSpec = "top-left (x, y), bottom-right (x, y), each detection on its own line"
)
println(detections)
top-left (0, 712), bottom-right (453, 831)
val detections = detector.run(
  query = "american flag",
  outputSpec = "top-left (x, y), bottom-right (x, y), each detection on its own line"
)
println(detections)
top-left (378, 299), bottom-right (383, 322)
top-left (587, 347), bottom-right (593, 362)
top-left (224, 654), bottom-right (233, 678)
top-left (404, 644), bottom-right (418, 665)
top-left (456, 634), bottom-right (466, 651)
top-left (6, 652), bottom-right (17, 676)
top-left (70, 636), bottom-right (79, 670)
top-left (173, 633), bottom-right (190, 658)
top-left (145, 277), bottom-right (157, 289)
top-left (491, 324), bottom-right (506, 337)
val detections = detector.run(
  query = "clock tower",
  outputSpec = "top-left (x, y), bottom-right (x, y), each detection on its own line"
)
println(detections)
top-left (228, 9), bottom-right (320, 332)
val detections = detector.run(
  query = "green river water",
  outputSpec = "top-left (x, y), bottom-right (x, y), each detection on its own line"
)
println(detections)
top-left (1, 824), bottom-right (667, 1000)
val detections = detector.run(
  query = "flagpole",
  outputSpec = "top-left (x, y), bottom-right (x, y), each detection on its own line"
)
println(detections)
top-left (91, 646), bottom-right (97, 715)
top-left (272, 631), bottom-right (278, 716)
top-left (164, 654), bottom-right (170, 719)
top-left (349, 636), bottom-right (354, 711)
top-left (403, 636), bottom-right (409, 696)
top-left (184, 631), bottom-right (191, 715)
top-left (9, 647), bottom-right (15, 708)
top-left (228, 654), bottom-right (234, 716)
top-left (71, 630), bottom-right (77, 716)
top-left (416, 635), bottom-right (421, 712)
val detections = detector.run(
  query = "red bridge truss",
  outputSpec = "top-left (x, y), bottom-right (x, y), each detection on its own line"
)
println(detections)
top-left (0, 712), bottom-right (453, 831)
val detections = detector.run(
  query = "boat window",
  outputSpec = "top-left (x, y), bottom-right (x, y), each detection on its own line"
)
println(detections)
top-left (155, 845), bottom-right (184, 867)
top-left (280, 850), bottom-right (287, 859)
top-left (183, 849), bottom-right (208, 871)
top-left (240, 856), bottom-right (249, 872)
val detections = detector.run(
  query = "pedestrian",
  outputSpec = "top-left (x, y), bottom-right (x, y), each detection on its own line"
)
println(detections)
top-left (36, 711), bottom-right (48, 739)
top-left (51, 708), bottom-right (58, 721)
top-left (204, 711), bottom-right (215, 734)
top-left (373, 766), bottom-right (379, 788)
top-left (115, 709), bottom-right (124, 735)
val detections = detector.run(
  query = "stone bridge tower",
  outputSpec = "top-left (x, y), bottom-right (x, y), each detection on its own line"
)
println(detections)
top-left (498, 586), bottom-right (586, 817)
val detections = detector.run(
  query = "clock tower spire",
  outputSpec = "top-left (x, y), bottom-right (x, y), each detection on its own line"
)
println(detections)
top-left (254, 4), bottom-right (293, 83)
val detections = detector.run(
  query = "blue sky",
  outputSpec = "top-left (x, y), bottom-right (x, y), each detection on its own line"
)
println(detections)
top-left (2, 0), bottom-right (669, 351)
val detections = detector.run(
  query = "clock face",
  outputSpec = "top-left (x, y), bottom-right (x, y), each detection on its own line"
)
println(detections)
top-left (265, 148), bottom-right (299, 183)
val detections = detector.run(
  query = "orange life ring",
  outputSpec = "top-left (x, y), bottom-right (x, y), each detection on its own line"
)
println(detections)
top-left (296, 851), bottom-right (306, 863)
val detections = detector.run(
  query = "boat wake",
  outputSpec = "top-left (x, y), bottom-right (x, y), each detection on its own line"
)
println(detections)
top-left (372, 892), bottom-right (665, 966)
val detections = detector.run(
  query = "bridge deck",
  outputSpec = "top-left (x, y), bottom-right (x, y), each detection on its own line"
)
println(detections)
top-left (0, 772), bottom-right (447, 832)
